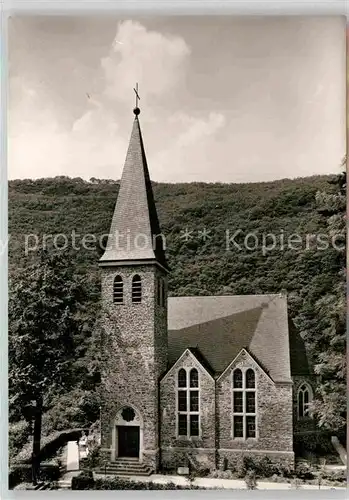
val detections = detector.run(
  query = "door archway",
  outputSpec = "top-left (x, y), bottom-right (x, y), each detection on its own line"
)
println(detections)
top-left (111, 405), bottom-right (143, 462)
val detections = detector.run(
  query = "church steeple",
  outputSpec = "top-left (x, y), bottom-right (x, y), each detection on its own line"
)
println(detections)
top-left (99, 104), bottom-right (168, 270)
top-left (98, 92), bottom-right (168, 469)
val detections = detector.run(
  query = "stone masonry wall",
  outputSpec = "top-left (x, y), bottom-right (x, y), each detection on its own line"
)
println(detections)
top-left (160, 350), bottom-right (216, 471)
top-left (100, 264), bottom-right (167, 469)
top-left (217, 349), bottom-right (294, 469)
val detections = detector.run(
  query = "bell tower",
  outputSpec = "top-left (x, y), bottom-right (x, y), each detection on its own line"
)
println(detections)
top-left (98, 98), bottom-right (169, 471)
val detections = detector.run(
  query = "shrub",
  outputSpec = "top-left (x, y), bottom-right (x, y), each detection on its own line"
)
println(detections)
top-left (244, 455), bottom-right (276, 477)
top-left (270, 473), bottom-right (286, 483)
top-left (194, 467), bottom-right (210, 478)
top-left (239, 455), bottom-right (287, 478)
top-left (92, 478), bottom-right (201, 490)
top-left (71, 470), bottom-right (95, 490)
top-left (209, 469), bottom-right (234, 479)
top-left (83, 444), bottom-right (101, 469)
top-left (245, 470), bottom-right (257, 490)
top-left (12, 443), bottom-right (33, 464)
top-left (295, 462), bottom-right (315, 480)
top-left (229, 454), bottom-right (294, 479)
top-left (9, 421), bottom-right (31, 461)
top-left (38, 462), bottom-right (61, 482)
top-left (277, 464), bottom-right (293, 478)
top-left (9, 464), bottom-right (33, 489)
top-left (289, 478), bottom-right (303, 489)
top-left (294, 432), bottom-right (333, 456)
top-left (229, 456), bottom-right (246, 478)
top-left (321, 469), bottom-right (347, 483)
top-left (9, 462), bottom-right (60, 488)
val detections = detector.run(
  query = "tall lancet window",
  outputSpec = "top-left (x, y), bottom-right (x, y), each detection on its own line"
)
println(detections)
top-left (113, 276), bottom-right (123, 303)
top-left (132, 274), bottom-right (142, 303)
top-left (232, 368), bottom-right (256, 439)
top-left (177, 368), bottom-right (200, 438)
top-left (298, 383), bottom-right (313, 418)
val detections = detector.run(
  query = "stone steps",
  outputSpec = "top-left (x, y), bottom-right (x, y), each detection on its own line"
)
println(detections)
top-left (95, 459), bottom-right (152, 477)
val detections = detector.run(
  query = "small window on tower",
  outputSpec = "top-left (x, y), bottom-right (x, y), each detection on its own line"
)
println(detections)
top-left (157, 279), bottom-right (161, 306)
top-left (132, 275), bottom-right (142, 303)
top-left (161, 278), bottom-right (166, 307)
top-left (113, 275), bottom-right (123, 303)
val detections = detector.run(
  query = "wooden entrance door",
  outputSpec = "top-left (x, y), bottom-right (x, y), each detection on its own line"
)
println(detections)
top-left (118, 426), bottom-right (140, 458)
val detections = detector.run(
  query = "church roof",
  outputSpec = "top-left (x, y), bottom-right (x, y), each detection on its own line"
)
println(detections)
top-left (288, 319), bottom-right (312, 376)
top-left (99, 113), bottom-right (168, 269)
top-left (167, 294), bottom-right (292, 383)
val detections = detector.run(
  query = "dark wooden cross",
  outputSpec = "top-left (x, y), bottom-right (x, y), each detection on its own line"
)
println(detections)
top-left (133, 83), bottom-right (140, 108)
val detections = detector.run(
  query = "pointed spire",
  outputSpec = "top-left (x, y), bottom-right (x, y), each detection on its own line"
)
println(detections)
top-left (99, 112), bottom-right (168, 270)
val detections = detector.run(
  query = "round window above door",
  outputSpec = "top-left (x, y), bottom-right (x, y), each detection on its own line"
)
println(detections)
top-left (121, 407), bottom-right (136, 422)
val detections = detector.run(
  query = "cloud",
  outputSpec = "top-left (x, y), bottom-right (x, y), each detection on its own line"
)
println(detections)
top-left (8, 20), bottom-right (225, 181)
top-left (8, 17), bottom-right (345, 183)
top-left (100, 20), bottom-right (191, 105)
top-left (151, 112), bottom-right (226, 182)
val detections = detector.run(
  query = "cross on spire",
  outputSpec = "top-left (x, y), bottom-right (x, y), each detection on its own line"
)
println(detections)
top-left (133, 83), bottom-right (141, 116)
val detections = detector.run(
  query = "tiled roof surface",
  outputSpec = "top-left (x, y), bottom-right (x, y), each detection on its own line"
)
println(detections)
top-left (167, 294), bottom-right (293, 382)
top-left (100, 116), bottom-right (167, 268)
top-left (288, 319), bottom-right (312, 376)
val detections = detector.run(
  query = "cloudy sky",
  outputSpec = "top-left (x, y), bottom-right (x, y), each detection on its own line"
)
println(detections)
top-left (8, 16), bottom-right (346, 183)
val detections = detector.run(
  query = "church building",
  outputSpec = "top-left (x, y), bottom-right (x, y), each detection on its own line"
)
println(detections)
top-left (98, 103), bottom-right (315, 475)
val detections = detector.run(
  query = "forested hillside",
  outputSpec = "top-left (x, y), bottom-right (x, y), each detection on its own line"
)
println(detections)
top-left (8, 173), bottom-right (346, 461)
top-left (8, 174), bottom-right (337, 292)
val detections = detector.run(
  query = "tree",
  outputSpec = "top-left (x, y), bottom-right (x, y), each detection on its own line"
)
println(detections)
top-left (309, 169), bottom-right (346, 433)
top-left (8, 249), bottom-right (87, 483)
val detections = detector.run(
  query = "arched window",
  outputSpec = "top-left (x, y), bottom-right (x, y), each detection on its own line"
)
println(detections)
top-left (132, 275), bottom-right (142, 303)
top-left (178, 369), bottom-right (187, 388)
top-left (232, 368), bottom-right (256, 439)
top-left (246, 369), bottom-right (255, 389)
top-left (233, 368), bottom-right (243, 389)
top-left (177, 368), bottom-right (200, 438)
top-left (190, 368), bottom-right (199, 388)
top-left (113, 275), bottom-right (123, 303)
top-left (298, 383), bottom-right (312, 418)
